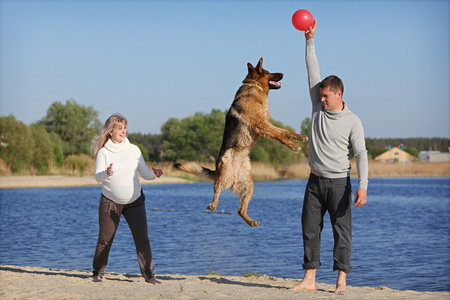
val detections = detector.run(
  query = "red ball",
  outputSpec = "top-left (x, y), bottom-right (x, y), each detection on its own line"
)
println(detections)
top-left (292, 9), bottom-right (315, 31)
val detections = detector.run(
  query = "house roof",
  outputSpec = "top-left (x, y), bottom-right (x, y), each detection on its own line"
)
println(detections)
top-left (374, 146), bottom-right (414, 160)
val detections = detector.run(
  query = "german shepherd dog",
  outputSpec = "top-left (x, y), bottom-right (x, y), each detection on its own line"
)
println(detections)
top-left (175, 58), bottom-right (308, 227)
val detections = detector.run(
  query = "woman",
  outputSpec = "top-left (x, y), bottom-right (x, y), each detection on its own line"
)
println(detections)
top-left (89, 113), bottom-right (162, 284)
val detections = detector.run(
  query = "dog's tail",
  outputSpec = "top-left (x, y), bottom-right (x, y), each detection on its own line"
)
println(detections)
top-left (174, 162), bottom-right (215, 181)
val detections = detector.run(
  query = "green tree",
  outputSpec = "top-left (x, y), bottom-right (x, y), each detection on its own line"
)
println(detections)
top-left (40, 99), bottom-right (102, 156)
top-left (365, 140), bottom-right (374, 159)
top-left (299, 117), bottom-right (311, 158)
top-left (0, 115), bottom-right (33, 172)
top-left (161, 110), bottom-right (305, 164)
top-left (248, 145), bottom-right (270, 162)
top-left (251, 120), bottom-right (304, 165)
top-left (135, 143), bottom-right (150, 161)
top-left (30, 124), bottom-right (53, 174)
top-left (300, 117), bottom-right (311, 137)
top-left (161, 110), bottom-right (226, 162)
top-left (365, 138), bottom-right (449, 154)
top-left (53, 144), bottom-right (64, 167)
top-left (403, 146), bottom-right (419, 158)
top-left (128, 132), bottom-right (162, 162)
top-left (374, 148), bottom-right (389, 158)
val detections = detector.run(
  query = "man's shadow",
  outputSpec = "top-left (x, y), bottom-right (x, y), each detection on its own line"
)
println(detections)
top-left (198, 276), bottom-right (287, 289)
top-left (0, 266), bottom-right (186, 283)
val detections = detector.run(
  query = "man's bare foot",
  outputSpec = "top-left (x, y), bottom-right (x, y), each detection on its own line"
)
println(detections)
top-left (88, 275), bottom-right (103, 282)
top-left (335, 270), bottom-right (347, 293)
top-left (290, 280), bottom-right (316, 291)
top-left (146, 277), bottom-right (162, 285)
top-left (290, 268), bottom-right (316, 291)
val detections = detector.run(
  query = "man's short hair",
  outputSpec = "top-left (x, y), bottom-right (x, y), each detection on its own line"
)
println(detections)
top-left (320, 75), bottom-right (344, 96)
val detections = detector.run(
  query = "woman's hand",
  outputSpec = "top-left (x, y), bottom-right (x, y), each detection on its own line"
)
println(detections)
top-left (107, 163), bottom-right (113, 176)
top-left (152, 167), bottom-right (163, 178)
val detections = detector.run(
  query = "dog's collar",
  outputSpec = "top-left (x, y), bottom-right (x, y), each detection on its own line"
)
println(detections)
top-left (244, 83), bottom-right (264, 91)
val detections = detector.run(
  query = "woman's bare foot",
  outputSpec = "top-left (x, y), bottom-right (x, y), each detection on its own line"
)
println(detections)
top-left (335, 270), bottom-right (347, 293)
top-left (290, 268), bottom-right (316, 291)
top-left (88, 275), bottom-right (103, 282)
top-left (146, 277), bottom-right (162, 285)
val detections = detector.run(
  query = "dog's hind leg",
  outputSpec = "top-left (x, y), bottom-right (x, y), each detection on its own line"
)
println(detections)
top-left (208, 174), bottom-right (233, 211)
top-left (207, 156), bottom-right (229, 211)
top-left (208, 182), bottom-right (224, 211)
top-left (237, 181), bottom-right (260, 227)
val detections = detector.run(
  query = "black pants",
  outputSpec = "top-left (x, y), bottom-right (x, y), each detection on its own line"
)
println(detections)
top-left (302, 174), bottom-right (352, 274)
top-left (92, 190), bottom-right (156, 281)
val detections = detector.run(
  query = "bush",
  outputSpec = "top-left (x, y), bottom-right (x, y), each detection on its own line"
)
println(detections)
top-left (135, 143), bottom-right (150, 161)
top-left (30, 124), bottom-right (53, 175)
top-left (64, 154), bottom-right (93, 176)
top-left (0, 115), bottom-right (33, 173)
top-left (40, 99), bottom-right (101, 156)
top-left (53, 144), bottom-right (65, 167)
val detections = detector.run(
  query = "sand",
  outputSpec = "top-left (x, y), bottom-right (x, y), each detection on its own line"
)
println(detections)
top-left (1, 176), bottom-right (449, 299)
top-left (1, 265), bottom-right (448, 300)
top-left (0, 175), bottom-right (190, 189)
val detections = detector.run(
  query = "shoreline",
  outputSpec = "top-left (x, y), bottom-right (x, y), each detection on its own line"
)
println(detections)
top-left (0, 265), bottom-right (448, 300)
top-left (0, 175), bottom-right (191, 189)
top-left (1, 174), bottom-right (449, 189)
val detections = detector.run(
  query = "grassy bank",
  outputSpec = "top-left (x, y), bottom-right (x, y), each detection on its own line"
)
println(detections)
top-left (1, 157), bottom-right (449, 180)
top-left (280, 160), bottom-right (450, 179)
top-left (166, 160), bottom-right (450, 180)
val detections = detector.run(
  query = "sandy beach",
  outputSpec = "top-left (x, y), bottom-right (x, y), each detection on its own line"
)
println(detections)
top-left (1, 265), bottom-right (448, 300)
top-left (0, 175), bottom-right (190, 189)
top-left (1, 176), bottom-right (449, 299)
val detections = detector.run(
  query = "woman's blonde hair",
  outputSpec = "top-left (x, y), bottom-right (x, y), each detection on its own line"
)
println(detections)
top-left (92, 113), bottom-right (128, 156)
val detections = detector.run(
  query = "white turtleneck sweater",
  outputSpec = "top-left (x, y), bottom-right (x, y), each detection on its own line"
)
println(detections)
top-left (95, 138), bottom-right (156, 204)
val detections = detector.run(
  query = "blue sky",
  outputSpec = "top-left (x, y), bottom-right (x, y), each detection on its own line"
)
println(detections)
top-left (1, 0), bottom-right (449, 138)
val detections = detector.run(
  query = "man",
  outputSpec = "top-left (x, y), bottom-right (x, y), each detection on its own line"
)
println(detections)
top-left (291, 21), bottom-right (368, 293)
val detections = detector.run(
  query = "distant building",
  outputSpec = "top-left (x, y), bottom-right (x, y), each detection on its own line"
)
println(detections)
top-left (419, 151), bottom-right (450, 162)
top-left (374, 146), bottom-right (414, 163)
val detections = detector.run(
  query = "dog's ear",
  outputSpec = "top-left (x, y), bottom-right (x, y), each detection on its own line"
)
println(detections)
top-left (255, 58), bottom-right (263, 73)
top-left (247, 62), bottom-right (256, 76)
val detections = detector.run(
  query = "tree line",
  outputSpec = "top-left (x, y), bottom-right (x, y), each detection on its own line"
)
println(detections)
top-left (1, 99), bottom-right (448, 174)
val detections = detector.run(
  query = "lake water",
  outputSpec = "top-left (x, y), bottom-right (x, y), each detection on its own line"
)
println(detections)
top-left (0, 177), bottom-right (449, 292)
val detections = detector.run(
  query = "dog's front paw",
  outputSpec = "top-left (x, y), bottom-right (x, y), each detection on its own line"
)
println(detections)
top-left (296, 134), bottom-right (309, 142)
top-left (207, 204), bottom-right (216, 211)
top-left (291, 145), bottom-right (301, 153)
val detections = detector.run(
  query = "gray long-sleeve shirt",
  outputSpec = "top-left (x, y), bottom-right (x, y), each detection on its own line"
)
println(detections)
top-left (306, 39), bottom-right (368, 190)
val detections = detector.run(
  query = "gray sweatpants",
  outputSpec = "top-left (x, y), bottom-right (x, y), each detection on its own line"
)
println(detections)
top-left (92, 190), bottom-right (156, 281)
top-left (302, 173), bottom-right (353, 274)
